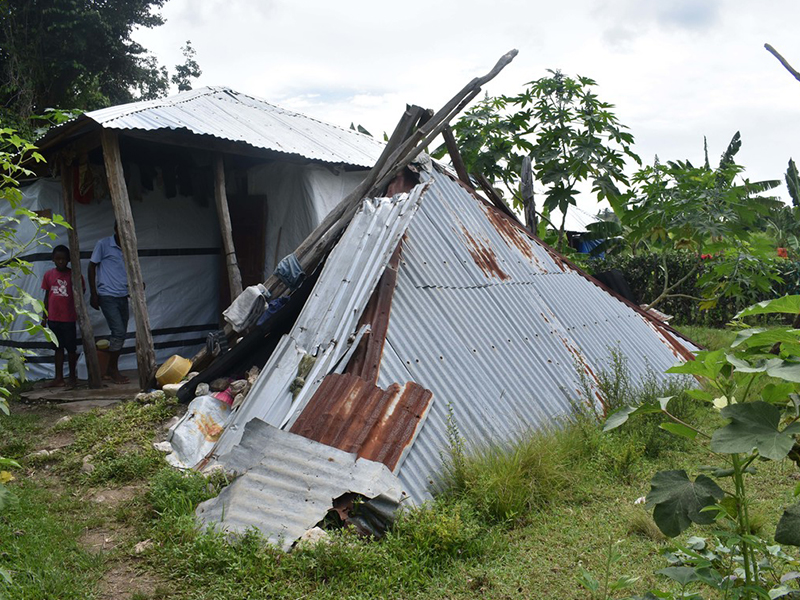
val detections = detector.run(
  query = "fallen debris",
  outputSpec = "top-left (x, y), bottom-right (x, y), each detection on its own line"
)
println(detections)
top-left (195, 419), bottom-right (407, 552)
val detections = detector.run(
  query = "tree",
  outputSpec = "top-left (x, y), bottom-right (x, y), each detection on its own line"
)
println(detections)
top-left (446, 70), bottom-right (640, 251)
top-left (171, 41), bottom-right (202, 92)
top-left (609, 133), bottom-right (782, 310)
top-left (0, 1), bottom-right (199, 129)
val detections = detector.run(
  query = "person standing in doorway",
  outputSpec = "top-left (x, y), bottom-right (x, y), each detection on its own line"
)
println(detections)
top-left (89, 222), bottom-right (130, 384)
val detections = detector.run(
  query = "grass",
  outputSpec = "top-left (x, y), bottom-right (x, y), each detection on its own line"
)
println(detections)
top-left (677, 325), bottom-right (738, 351)
top-left (0, 340), bottom-right (798, 599)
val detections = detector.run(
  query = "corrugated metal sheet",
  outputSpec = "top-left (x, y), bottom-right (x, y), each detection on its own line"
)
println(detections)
top-left (204, 183), bottom-right (428, 462)
top-left (289, 373), bottom-right (433, 472)
top-left (71, 87), bottom-right (385, 167)
top-left (196, 419), bottom-right (406, 551)
top-left (377, 170), bottom-right (696, 503)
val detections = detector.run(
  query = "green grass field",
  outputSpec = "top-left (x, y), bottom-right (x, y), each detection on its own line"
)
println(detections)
top-left (1, 337), bottom-right (797, 599)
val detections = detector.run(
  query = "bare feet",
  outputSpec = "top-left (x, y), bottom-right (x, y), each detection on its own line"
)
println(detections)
top-left (46, 379), bottom-right (66, 388)
top-left (67, 377), bottom-right (78, 389)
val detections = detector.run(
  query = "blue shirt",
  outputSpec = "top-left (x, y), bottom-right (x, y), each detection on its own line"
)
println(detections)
top-left (90, 236), bottom-right (128, 297)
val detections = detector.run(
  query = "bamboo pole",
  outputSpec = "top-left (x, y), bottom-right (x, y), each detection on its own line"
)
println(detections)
top-left (59, 159), bottom-right (102, 388)
top-left (100, 130), bottom-right (157, 390)
top-left (213, 154), bottom-right (243, 299)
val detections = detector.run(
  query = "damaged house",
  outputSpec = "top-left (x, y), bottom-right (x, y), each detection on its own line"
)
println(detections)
top-left (17, 51), bottom-right (696, 549)
top-left (172, 162), bottom-right (697, 549)
top-left (10, 86), bottom-right (385, 385)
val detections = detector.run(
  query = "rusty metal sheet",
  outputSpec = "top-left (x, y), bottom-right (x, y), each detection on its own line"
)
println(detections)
top-left (346, 244), bottom-right (402, 383)
top-left (290, 373), bottom-right (433, 472)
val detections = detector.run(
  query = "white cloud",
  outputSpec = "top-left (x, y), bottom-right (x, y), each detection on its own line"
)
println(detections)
top-left (132, 0), bottom-right (800, 203)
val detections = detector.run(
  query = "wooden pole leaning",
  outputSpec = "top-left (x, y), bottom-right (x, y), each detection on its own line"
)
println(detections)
top-left (59, 158), bottom-right (103, 388)
top-left (100, 129), bottom-right (157, 390)
top-left (213, 153), bottom-right (244, 299)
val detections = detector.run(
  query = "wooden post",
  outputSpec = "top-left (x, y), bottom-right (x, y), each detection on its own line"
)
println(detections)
top-left (441, 125), bottom-right (471, 187)
top-left (521, 156), bottom-right (537, 232)
top-left (100, 130), bottom-right (157, 390)
top-left (59, 158), bottom-right (103, 388)
top-left (213, 154), bottom-right (243, 299)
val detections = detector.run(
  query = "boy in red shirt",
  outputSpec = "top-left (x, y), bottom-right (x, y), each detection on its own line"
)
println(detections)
top-left (41, 245), bottom-right (82, 387)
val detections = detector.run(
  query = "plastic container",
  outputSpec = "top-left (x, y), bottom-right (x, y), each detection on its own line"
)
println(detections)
top-left (156, 355), bottom-right (192, 387)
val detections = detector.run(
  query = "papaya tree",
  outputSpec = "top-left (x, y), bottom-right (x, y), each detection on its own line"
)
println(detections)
top-left (445, 70), bottom-right (640, 252)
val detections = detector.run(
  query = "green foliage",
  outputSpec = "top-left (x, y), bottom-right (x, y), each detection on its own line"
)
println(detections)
top-left (607, 295), bottom-right (800, 599)
top-left (447, 70), bottom-right (639, 251)
top-left (589, 251), bottom-right (800, 326)
top-left (600, 133), bottom-right (783, 311)
top-left (171, 41), bottom-right (202, 92)
top-left (0, 2), bottom-right (204, 129)
top-left (786, 159), bottom-right (800, 208)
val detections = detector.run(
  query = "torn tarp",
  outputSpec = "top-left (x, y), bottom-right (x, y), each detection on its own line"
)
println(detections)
top-left (196, 419), bottom-right (407, 551)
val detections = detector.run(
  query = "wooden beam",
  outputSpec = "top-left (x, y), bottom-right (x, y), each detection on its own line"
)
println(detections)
top-left (765, 43), bottom-right (800, 83)
top-left (100, 129), bottom-right (157, 390)
top-left (59, 158), bottom-right (103, 388)
top-left (441, 125), bottom-right (471, 187)
top-left (213, 154), bottom-right (243, 299)
top-left (521, 155), bottom-right (537, 232)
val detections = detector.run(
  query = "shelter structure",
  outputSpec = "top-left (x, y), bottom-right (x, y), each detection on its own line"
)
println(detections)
top-left (11, 87), bottom-right (385, 388)
top-left (181, 162), bottom-right (698, 545)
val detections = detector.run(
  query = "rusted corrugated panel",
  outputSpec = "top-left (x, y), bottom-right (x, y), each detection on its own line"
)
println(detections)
top-left (376, 169), bottom-right (697, 503)
top-left (290, 373), bottom-right (433, 472)
top-left (346, 244), bottom-right (402, 383)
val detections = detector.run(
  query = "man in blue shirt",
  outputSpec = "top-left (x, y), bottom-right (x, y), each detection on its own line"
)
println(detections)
top-left (89, 222), bottom-right (130, 384)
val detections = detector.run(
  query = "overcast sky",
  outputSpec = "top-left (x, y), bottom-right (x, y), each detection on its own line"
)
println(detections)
top-left (134, 0), bottom-right (800, 210)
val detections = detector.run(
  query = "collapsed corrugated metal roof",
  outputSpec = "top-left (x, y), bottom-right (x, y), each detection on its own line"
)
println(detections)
top-left (375, 170), bottom-right (697, 502)
top-left (184, 165), bottom-right (697, 544)
top-left (39, 86), bottom-right (386, 167)
top-left (196, 418), bottom-right (406, 551)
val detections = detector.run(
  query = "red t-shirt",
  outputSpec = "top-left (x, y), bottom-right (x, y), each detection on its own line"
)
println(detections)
top-left (41, 268), bottom-right (83, 322)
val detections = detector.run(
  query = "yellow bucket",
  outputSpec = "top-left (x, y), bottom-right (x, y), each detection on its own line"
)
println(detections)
top-left (156, 355), bottom-right (192, 387)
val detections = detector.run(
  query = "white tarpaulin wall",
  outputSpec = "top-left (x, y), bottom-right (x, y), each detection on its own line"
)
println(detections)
top-left (5, 162), bottom-right (365, 381)
top-left (248, 163), bottom-right (365, 274)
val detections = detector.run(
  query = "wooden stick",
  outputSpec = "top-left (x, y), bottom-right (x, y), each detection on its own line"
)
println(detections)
top-left (765, 43), bottom-right (800, 83)
top-left (441, 125), bottom-right (471, 187)
top-left (520, 155), bottom-right (537, 232)
top-left (100, 129), bottom-right (157, 390)
top-left (213, 154), bottom-right (243, 299)
top-left (59, 158), bottom-right (103, 388)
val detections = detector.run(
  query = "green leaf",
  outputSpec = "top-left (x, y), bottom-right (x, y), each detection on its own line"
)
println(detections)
top-left (646, 470), bottom-right (724, 537)
top-left (767, 360), bottom-right (800, 384)
top-left (659, 422), bottom-right (698, 440)
top-left (736, 295), bottom-right (800, 318)
top-left (762, 382), bottom-right (796, 404)
top-left (603, 403), bottom-right (662, 431)
top-left (711, 401), bottom-right (800, 460)
top-left (657, 566), bottom-right (700, 586)
top-left (776, 502), bottom-right (800, 546)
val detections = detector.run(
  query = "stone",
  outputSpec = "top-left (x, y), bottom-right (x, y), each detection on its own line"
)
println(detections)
top-left (161, 383), bottom-right (182, 398)
top-left (296, 526), bottom-right (329, 549)
top-left (81, 462), bottom-right (96, 474)
top-left (195, 383), bottom-right (210, 397)
top-left (55, 415), bottom-right (72, 426)
top-left (152, 441), bottom-right (173, 453)
top-left (28, 449), bottom-right (52, 459)
top-left (133, 539), bottom-right (153, 555)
